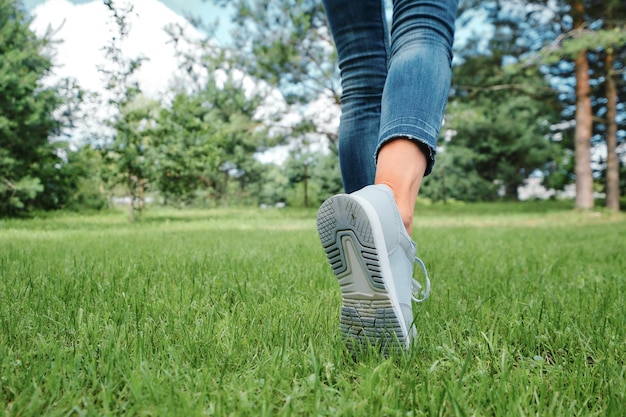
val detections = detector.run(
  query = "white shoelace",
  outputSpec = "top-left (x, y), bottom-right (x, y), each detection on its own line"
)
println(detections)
top-left (412, 257), bottom-right (431, 303)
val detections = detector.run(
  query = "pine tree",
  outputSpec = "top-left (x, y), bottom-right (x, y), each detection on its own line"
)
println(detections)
top-left (0, 0), bottom-right (62, 215)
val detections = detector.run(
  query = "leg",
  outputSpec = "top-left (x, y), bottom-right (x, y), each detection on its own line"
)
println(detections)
top-left (322, 0), bottom-right (389, 193)
top-left (376, 0), bottom-right (458, 233)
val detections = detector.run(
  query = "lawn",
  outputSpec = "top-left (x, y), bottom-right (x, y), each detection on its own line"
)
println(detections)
top-left (1, 203), bottom-right (624, 416)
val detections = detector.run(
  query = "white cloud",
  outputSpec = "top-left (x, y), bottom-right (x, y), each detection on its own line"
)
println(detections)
top-left (30, 0), bottom-right (204, 97)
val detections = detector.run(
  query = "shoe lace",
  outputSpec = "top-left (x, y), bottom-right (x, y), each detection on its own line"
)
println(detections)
top-left (412, 257), bottom-right (431, 303)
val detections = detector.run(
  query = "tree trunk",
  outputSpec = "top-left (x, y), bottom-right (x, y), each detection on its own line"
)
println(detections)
top-left (441, 163), bottom-right (447, 204)
top-left (604, 50), bottom-right (620, 212)
top-left (573, 48), bottom-right (594, 209)
top-left (139, 178), bottom-right (146, 210)
top-left (129, 201), bottom-right (135, 223)
top-left (571, 0), bottom-right (594, 209)
top-left (303, 163), bottom-right (309, 208)
top-left (128, 174), bottom-right (135, 223)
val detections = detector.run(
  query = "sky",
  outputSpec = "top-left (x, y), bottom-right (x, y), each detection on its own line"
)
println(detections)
top-left (24, 0), bottom-right (233, 39)
top-left (25, 0), bottom-right (233, 97)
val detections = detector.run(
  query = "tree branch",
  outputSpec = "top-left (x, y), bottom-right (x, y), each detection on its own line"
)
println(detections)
top-left (2, 177), bottom-right (16, 191)
top-left (455, 83), bottom-right (554, 97)
top-left (522, 24), bottom-right (591, 67)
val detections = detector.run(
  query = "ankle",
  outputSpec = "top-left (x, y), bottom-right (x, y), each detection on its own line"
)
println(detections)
top-left (399, 207), bottom-right (414, 235)
top-left (374, 138), bottom-right (426, 235)
top-left (376, 181), bottom-right (414, 234)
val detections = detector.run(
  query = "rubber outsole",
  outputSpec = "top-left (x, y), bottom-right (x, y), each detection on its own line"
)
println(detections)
top-left (317, 194), bottom-right (406, 353)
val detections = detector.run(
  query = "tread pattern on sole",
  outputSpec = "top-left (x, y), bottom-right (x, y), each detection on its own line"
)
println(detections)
top-left (317, 195), bottom-right (406, 352)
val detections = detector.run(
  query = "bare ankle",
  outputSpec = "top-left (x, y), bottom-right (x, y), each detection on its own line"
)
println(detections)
top-left (400, 209), bottom-right (414, 235)
top-left (375, 180), bottom-right (414, 234)
top-left (375, 138), bottom-right (426, 235)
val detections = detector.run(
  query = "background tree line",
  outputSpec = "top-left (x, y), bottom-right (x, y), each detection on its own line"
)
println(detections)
top-left (1, 0), bottom-right (624, 219)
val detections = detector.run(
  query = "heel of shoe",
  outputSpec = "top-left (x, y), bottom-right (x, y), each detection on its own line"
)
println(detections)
top-left (317, 194), bottom-right (409, 353)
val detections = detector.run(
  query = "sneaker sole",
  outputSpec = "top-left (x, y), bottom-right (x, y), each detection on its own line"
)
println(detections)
top-left (317, 194), bottom-right (407, 353)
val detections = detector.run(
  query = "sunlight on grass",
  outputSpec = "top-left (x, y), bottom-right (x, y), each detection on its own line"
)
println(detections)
top-left (1, 203), bottom-right (624, 415)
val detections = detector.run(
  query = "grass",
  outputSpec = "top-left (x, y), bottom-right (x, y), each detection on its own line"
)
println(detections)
top-left (0, 202), bottom-right (625, 416)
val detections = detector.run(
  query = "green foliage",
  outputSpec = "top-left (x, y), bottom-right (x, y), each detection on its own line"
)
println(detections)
top-left (101, 96), bottom-right (159, 205)
top-left (542, 149), bottom-right (576, 192)
top-left (549, 0), bottom-right (626, 63)
top-left (62, 145), bottom-right (108, 211)
top-left (154, 92), bottom-right (219, 205)
top-left (0, 0), bottom-right (64, 215)
top-left (541, 28), bottom-right (626, 63)
top-left (258, 163), bottom-right (290, 206)
top-left (154, 74), bottom-right (268, 207)
top-left (455, 0), bottom-right (625, 208)
top-left (0, 175), bottom-right (42, 211)
top-left (421, 146), bottom-right (498, 202)
top-left (210, 0), bottom-right (341, 182)
top-left (3, 0), bottom-right (622, 214)
top-left (282, 148), bottom-right (342, 208)
top-left (617, 185), bottom-right (626, 210)
top-left (311, 147), bottom-right (342, 200)
top-left (443, 54), bottom-right (561, 200)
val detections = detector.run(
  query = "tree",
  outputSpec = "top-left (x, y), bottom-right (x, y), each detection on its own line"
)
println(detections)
top-left (61, 144), bottom-right (108, 211)
top-left (0, 0), bottom-right (65, 215)
top-left (101, 96), bottom-right (159, 217)
top-left (568, 0), bottom-right (595, 209)
top-left (445, 15), bottom-right (562, 200)
top-left (536, 0), bottom-right (626, 209)
top-left (98, 0), bottom-right (151, 222)
top-left (210, 0), bottom-right (340, 161)
top-left (214, 0), bottom-right (338, 104)
top-left (470, 0), bottom-right (626, 208)
top-left (258, 163), bottom-right (289, 206)
top-left (603, 48), bottom-right (619, 211)
top-left (154, 70), bottom-right (270, 207)
top-left (282, 148), bottom-right (342, 208)
top-left (421, 145), bottom-right (500, 203)
top-left (310, 146), bottom-right (342, 201)
top-left (153, 92), bottom-right (215, 206)
top-left (284, 149), bottom-right (314, 208)
top-left (591, 0), bottom-right (626, 212)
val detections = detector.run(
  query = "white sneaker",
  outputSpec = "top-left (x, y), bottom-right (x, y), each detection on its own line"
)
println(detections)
top-left (317, 184), bottom-right (430, 353)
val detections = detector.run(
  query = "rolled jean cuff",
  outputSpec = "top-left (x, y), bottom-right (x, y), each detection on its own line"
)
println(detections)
top-left (376, 122), bottom-right (438, 176)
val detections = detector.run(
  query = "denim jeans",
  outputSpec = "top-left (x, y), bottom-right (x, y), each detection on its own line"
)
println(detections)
top-left (322, 0), bottom-right (458, 193)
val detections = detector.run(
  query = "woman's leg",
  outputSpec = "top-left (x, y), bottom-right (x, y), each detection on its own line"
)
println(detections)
top-left (318, 0), bottom-right (458, 352)
top-left (375, 0), bottom-right (458, 233)
top-left (321, 0), bottom-right (389, 193)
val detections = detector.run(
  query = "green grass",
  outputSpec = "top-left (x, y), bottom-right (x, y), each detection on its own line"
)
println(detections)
top-left (1, 203), bottom-right (625, 416)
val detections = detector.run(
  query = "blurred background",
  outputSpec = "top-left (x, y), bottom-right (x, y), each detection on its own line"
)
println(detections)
top-left (1, 0), bottom-right (624, 219)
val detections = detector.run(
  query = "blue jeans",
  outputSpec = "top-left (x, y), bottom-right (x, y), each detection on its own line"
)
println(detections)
top-left (322, 0), bottom-right (458, 193)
